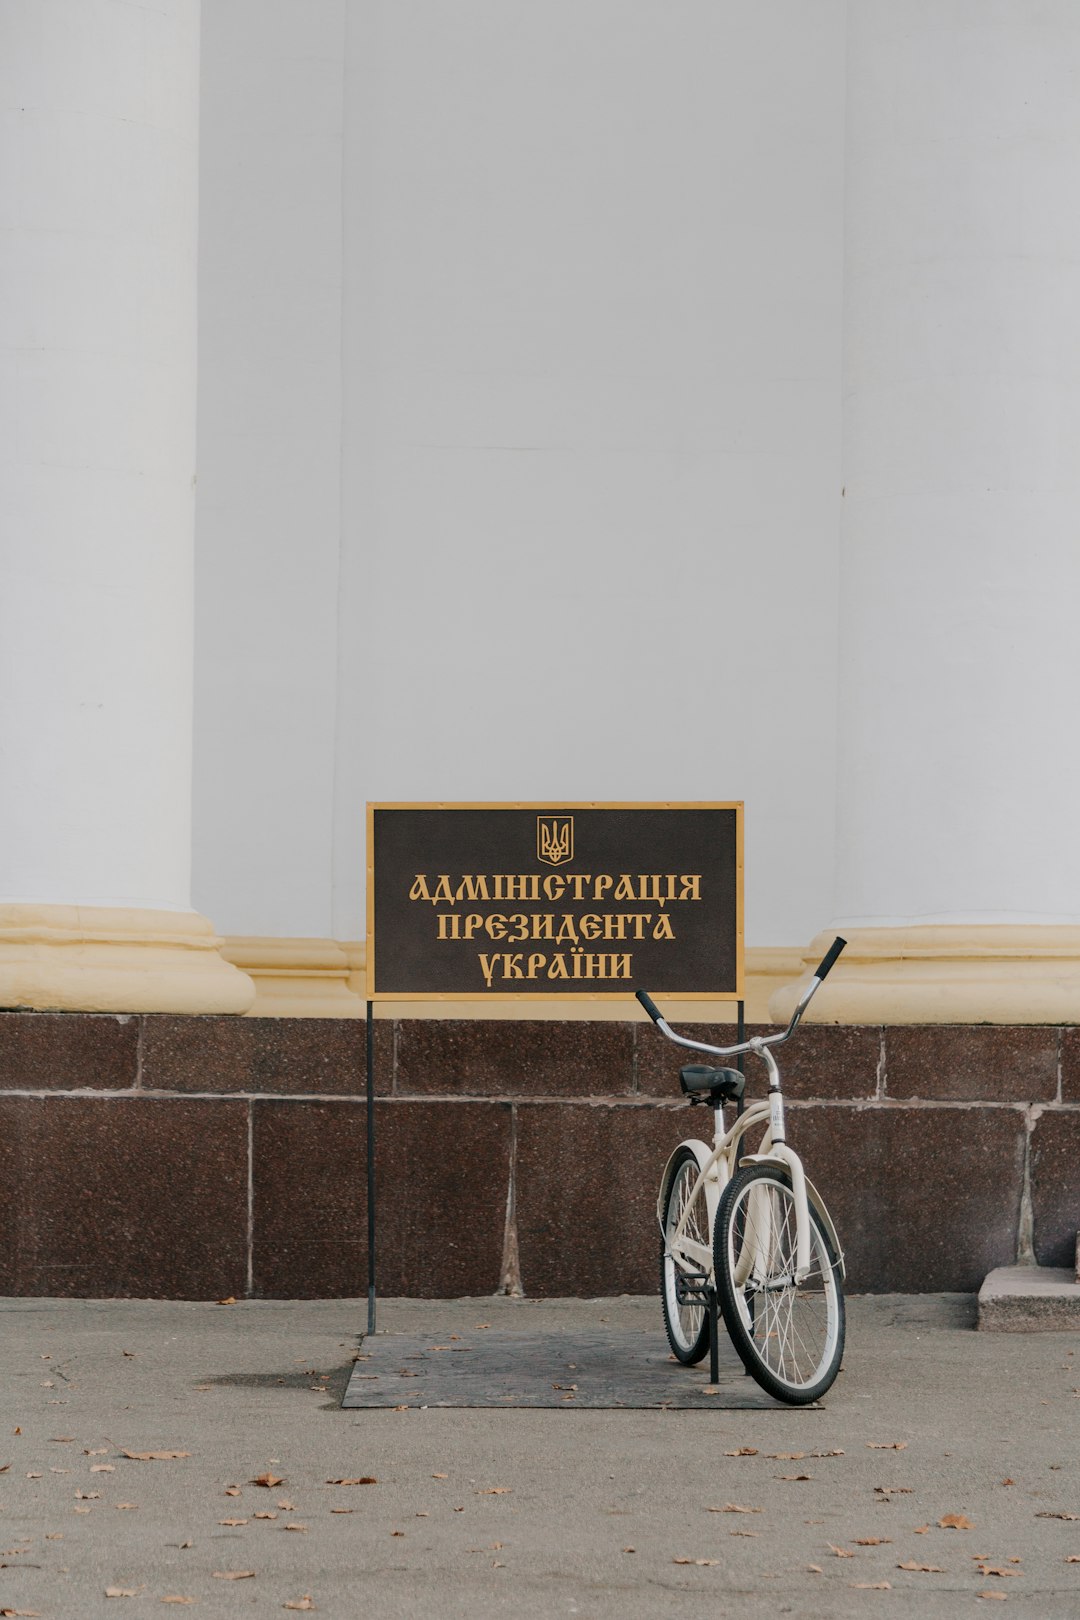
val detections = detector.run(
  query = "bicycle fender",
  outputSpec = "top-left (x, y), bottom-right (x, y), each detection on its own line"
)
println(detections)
top-left (804, 1173), bottom-right (846, 1281)
top-left (656, 1138), bottom-right (720, 1239)
top-left (737, 1154), bottom-right (846, 1282)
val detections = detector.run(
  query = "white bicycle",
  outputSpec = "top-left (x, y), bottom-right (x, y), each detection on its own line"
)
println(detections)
top-left (637, 937), bottom-right (847, 1404)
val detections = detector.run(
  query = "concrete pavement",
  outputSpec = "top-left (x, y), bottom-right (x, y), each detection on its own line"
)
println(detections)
top-left (0, 1293), bottom-right (1077, 1618)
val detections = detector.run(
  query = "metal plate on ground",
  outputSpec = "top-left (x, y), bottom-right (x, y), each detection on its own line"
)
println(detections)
top-left (342, 1328), bottom-right (800, 1409)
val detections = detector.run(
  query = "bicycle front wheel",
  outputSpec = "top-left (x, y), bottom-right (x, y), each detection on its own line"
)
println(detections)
top-left (659, 1148), bottom-right (711, 1365)
top-left (714, 1164), bottom-right (844, 1404)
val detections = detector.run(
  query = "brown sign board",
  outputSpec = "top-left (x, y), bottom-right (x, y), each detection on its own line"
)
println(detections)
top-left (366, 803), bottom-right (743, 1001)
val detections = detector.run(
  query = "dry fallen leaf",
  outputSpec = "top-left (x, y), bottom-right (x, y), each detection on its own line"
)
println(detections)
top-left (121, 1451), bottom-right (190, 1463)
top-left (479, 1487), bottom-right (510, 1495)
top-left (1036, 1511), bottom-right (1080, 1520)
top-left (251, 1473), bottom-right (284, 1488)
top-left (913, 1525), bottom-right (931, 1534)
top-left (326, 1477), bottom-right (376, 1486)
top-left (808, 1564), bottom-right (823, 1574)
top-left (217, 1297), bottom-right (237, 1306)
top-left (767, 1451), bottom-right (806, 1460)
top-left (976, 1565), bottom-right (1020, 1579)
top-left (285, 1524), bottom-right (308, 1533)
top-left (724, 1447), bottom-right (758, 1457)
top-left (1066, 1556), bottom-right (1080, 1564)
top-left (898, 1560), bottom-right (945, 1573)
top-left (711, 1504), bottom-right (762, 1514)
top-left (867, 1442), bottom-right (907, 1451)
top-left (219, 1518), bottom-right (247, 1527)
top-left (938, 1513), bottom-right (974, 1531)
top-left (213, 1570), bottom-right (255, 1580)
top-left (432, 1473), bottom-right (448, 1480)
top-left (828, 1544), bottom-right (855, 1559)
top-left (330, 1509), bottom-right (353, 1515)
top-left (253, 1512), bottom-right (277, 1521)
top-left (91, 1465), bottom-right (115, 1474)
top-left (673, 1558), bottom-right (719, 1566)
top-left (105, 1589), bottom-right (141, 1599)
top-left (115, 1504), bottom-right (138, 1511)
top-left (283, 1602), bottom-right (315, 1613)
top-left (851, 1582), bottom-right (891, 1590)
top-left (853, 1538), bottom-right (892, 1546)
top-left (777, 1473), bottom-right (814, 1482)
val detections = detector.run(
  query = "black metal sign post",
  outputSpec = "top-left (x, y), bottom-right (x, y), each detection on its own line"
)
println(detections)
top-left (363, 802), bottom-right (744, 1339)
top-left (366, 1000), bottom-right (376, 1336)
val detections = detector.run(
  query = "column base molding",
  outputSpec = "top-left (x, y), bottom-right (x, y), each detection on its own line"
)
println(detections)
top-left (220, 937), bottom-right (364, 1018)
top-left (770, 926), bottom-right (1080, 1025)
top-left (0, 905), bottom-right (256, 1015)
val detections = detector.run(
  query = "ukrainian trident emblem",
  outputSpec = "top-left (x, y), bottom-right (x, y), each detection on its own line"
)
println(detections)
top-left (537, 816), bottom-right (574, 867)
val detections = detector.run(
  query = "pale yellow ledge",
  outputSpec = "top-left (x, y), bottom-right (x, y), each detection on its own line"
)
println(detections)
top-left (770, 926), bottom-right (1080, 1025)
top-left (0, 905), bottom-right (255, 1015)
top-left (221, 939), bottom-right (802, 1023)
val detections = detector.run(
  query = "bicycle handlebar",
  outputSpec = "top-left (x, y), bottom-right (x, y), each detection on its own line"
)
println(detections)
top-left (635, 936), bottom-right (848, 1061)
top-left (635, 989), bottom-right (663, 1024)
top-left (813, 936), bottom-right (847, 983)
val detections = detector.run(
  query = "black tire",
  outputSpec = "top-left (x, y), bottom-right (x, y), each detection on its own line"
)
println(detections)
top-left (714, 1163), bottom-right (845, 1404)
top-left (659, 1147), bottom-right (712, 1365)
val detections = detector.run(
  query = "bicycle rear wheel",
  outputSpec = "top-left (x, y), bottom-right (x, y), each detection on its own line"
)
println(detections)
top-left (659, 1148), bottom-right (711, 1365)
top-left (714, 1164), bottom-right (844, 1404)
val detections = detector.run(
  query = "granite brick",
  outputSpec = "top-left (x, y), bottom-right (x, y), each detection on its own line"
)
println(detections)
top-left (636, 1021), bottom-right (879, 1101)
top-left (1031, 1109), bottom-right (1080, 1269)
top-left (885, 1026), bottom-right (1058, 1102)
top-left (1058, 1028), bottom-right (1080, 1103)
top-left (395, 1018), bottom-right (634, 1097)
top-left (141, 1014), bottom-right (390, 1095)
top-left (251, 1099), bottom-right (511, 1297)
top-left (0, 1095), bottom-right (248, 1297)
top-left (787, 1103), bottom-right (1025, 1292)
top-left (0, 1011), bottom-right (138, 1091)
top-left (514, 1101), bottom-right (692, 1295)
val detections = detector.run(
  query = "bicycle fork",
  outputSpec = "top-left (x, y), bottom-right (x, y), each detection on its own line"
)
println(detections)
top-left (736, 1043), bottom-right (812, 1284)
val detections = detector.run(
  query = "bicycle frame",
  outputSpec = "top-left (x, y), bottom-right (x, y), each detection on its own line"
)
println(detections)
top-left (647, 940), bottom-right (848, 1289)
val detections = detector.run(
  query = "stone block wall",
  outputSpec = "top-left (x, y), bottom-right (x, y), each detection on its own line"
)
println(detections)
top-left (0, 1013), bottom-right (1075, 1298)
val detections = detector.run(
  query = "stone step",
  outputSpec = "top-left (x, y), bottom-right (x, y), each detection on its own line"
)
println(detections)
top-left (978, 1264), bottom-right (1080, 1331)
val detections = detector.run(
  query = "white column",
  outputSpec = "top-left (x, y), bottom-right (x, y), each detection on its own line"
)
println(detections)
top-left (0, 0), bottom-right (252, 1012)
top-left (778, 0), bottom-right (1080, 1022)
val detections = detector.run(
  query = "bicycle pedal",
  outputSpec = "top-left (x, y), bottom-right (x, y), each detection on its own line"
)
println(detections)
top-left (674, 1269), bottom-right (713, 1307)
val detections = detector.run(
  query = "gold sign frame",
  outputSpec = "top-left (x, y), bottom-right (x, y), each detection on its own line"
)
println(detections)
top-left (366, 801), bottom-right (744, 1003)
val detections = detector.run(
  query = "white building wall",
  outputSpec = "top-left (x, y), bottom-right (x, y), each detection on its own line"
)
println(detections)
top-left (195, 1), bottom-right (847, 948)
top-left (193, 0), bottom-right (345, 937)
top-left (1, 0), bottom-right (201, 911)
top-left (836, 1), bottom-right (1080, 928)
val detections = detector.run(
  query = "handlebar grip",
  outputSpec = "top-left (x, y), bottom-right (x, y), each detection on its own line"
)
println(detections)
top-left (813, 936), bottom-right (847, 982)
top-left (636, 989), bottom-right (664, 1024)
